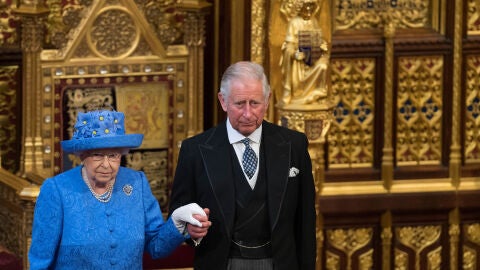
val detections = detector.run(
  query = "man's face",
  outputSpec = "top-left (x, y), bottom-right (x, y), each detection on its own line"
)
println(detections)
top-left (218, 78), bottom-right (270, 136)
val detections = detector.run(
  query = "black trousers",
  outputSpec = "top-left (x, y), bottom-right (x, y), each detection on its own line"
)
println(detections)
top-left (227, 258), bottom-right (273, 270)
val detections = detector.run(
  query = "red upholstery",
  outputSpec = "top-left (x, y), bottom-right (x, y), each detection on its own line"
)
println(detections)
top-left (0, 251), bottom-right (22, 270)
top-left (143, 244), bottom-right (194, 269)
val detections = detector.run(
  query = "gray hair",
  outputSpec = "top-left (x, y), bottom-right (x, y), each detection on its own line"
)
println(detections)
top-left (219, 61), bottom-right (271, 102)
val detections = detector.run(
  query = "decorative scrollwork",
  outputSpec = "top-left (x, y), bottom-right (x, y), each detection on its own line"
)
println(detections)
top-left (396, 225), bottom-right (441, 251)
top-left (333, 0), bottom-right (429, 31)
top-left (89, 8), bottom-right (139, 58)
top-left (465, 223), bottom-right (480, 245)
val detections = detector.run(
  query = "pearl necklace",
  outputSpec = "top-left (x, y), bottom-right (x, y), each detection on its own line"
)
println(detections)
top-left (82, 167), bottom-right (115, 203)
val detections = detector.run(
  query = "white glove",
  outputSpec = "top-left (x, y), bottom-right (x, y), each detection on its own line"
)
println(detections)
top-left (171, 203), bottom-right (206, 234)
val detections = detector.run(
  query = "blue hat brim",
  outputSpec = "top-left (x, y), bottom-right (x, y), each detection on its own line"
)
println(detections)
top-left (61, 134), bottom-right (144, 153)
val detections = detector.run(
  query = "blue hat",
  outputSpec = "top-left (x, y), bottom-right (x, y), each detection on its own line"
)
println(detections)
top-left (61, 110), bottom-right (144, 153)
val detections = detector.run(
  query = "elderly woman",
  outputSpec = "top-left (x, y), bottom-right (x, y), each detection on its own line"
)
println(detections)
top-left (28, 109), bottom-right (210, 269)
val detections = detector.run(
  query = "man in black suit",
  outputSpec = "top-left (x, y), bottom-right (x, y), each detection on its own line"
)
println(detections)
top-left (169, 61), bottom-right (316, 270)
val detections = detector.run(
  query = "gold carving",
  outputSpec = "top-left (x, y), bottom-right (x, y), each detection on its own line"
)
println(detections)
top-left (449, 222), bottom-right (460, 270)
top-left (395, 225), bottom-right (441, 267)
top-left (0, 1), bottom-right (19, 45)
top-left (0, 191), bottom-right (22, 256)
top-left (144, 1), bottom-right (183, 46)
top-left (427, 246), bottom-right (442, 269)
top-left (325, 250), bottom-right (340, 270)
top-left (381, 212), bottom-right (392, 270)
top-left (333, 0), bottom-right (431, 31)
top-left (277, 0), bottom-right (330, 106)
top-left (394, 249), bottom-right (408, 269)
top-left (396, 56), bottom-right (443, 166)
top-left (465, 223), bottom-right (480, 245)
top-left (468, 0), bottom-right (480, 34)
top-left (0, 168), bottom-right (39, 266)
top-left (0, 66), bottom-right (19, 172)
top-left (328, 228), bottom-right (372, 253)
top-left (359, 249), bottom-right (373, 270)
top-left (464, 55), bottom-right (480, 163)
top-left (463, 246), bottom-right (477, 270)
top-left (327, 228), bottom-right (373, 269)
top-left (88, 7), bottom-right (140, 59)
top-left (251, 0), bottom-right (266, 64)
top-left (397, 225), bottom-right (441, 250)
top-left (449, 209), bottom-right (460, 270)
top-left (44, 1), bottom-right (185, 51)
top-left (279, 109), bottom-right (331, 143)
top-left (329, 58), bottom-right (375, 168)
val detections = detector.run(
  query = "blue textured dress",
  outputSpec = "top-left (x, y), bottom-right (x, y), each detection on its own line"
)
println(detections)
top-left (28, 166), bottom-right (186, 270)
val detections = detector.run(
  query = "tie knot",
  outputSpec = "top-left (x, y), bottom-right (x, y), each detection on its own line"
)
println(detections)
top-left (241, 138), bottom-right (251, 146)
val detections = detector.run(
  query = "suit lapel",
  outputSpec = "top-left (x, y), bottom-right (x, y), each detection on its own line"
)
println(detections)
top-left (199, 122), bottom-right (236, 237)
top-left (262, 122), bottom-right (291, 231)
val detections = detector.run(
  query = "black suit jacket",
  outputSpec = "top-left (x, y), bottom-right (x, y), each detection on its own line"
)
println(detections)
top-left (169, 120), bottom-right (316, 270)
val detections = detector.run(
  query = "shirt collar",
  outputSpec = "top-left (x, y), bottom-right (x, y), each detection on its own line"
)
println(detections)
top-left (226, 118), bottom-right (262, 144)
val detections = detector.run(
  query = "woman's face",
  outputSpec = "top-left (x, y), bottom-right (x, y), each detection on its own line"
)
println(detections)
top-left (81, 148), bottom-right (123, 186)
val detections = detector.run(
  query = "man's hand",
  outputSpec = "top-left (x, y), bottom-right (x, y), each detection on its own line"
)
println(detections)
top-left (187, 208), bottom-right (211, 240)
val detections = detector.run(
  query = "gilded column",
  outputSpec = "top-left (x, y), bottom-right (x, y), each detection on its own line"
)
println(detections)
top-left (449, 0), bottom-right (463, 186)
top-left (13, 2), bottom-right (49, 176)
top-left (381, 13), bottom-right (395, 190)
top-left (178, 0), bottom-right (211, 137)
top-left (449, 209), bottom-right (460, 270)
top-left (251, 0), bottom-right (266, 65)
top-left (271, 1), bottom-right (333, 268)
top-left (381, 211), bottom-right (392, 270)
top-left (251, 0), bottom-right (270, 117)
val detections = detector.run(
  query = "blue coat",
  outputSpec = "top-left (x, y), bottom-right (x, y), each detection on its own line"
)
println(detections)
top-left (29, 166), bottom-right (186, 270)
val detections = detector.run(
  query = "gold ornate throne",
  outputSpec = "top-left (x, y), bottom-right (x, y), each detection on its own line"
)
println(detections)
top-left (0, 0), bottom-right (210, 268)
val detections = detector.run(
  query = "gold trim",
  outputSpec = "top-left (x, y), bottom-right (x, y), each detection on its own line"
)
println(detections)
top-left (390, 179), bottom-right (455, 193)
top-left (321, 181), bottom-right (386, 196)
top-left (456, 177), bottom-right (480, 191)
top-left (0, 168), bottom-right (39, 198)
top-left (320, 178), bottom-right (480, 196)
top-left (450, 0), bottom-right (464, 185)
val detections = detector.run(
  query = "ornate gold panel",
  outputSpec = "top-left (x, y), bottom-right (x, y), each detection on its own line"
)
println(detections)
top-left (468, 0), bottom-right (480, 35)
top-left (328, 58), bottom-right (375, 168)
top-left (463, 245), bottom-right (477, 270)
top-left (396, 56), bottom-right (443, 166)
top-left (326, 227), bottom-right (373, 269)
top-left (465, 55), bottom-right (480, 163)
top-left (394, 225), bottom-right (442, 268)
top-left (0, 1), bottom-right (19, 46)
top-left (0, 185), bottom-right (23, 256)
top-left (333, 0), bottom-right (443, 33)
top-left (326, 250), bottom-right (340, 269)
top-left (88, 7), bottom-right (141, 59)
top-left (0, 66), bottom-right (19, 173)
top-left (463, 223), bottom-right (480, 270)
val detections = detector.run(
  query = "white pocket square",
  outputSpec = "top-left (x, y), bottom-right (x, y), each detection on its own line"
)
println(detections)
top-left (289, 167), bottom-right (299, 177)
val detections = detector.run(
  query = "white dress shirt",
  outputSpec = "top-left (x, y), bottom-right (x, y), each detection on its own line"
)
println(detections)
top-left (226, 119), bottom-right (262, 189)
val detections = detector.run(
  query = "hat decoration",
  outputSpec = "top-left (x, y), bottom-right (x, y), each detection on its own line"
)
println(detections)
top-left (61, 110), bottom-right (144, 153)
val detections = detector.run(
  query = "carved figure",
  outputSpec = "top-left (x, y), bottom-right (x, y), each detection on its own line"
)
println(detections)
top-left (279, 0), bottom-right (329, 105)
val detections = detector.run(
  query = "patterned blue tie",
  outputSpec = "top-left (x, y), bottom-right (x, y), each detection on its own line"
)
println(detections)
top-left (241, 138), bottom-right (257, 179)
